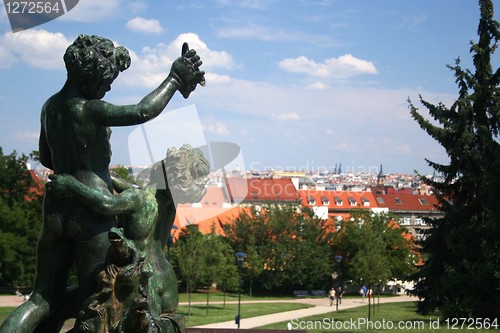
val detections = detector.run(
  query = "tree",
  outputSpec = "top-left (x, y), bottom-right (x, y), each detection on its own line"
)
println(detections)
top-left (200, 225), bottom-right (238, 315)
top-left (110, 165), bottom-right (134, 182)
top-left (224, 205), bottom-right (333, 293)
top-left (332, 212), bottom-right (417, 288)
top-left (409, 0), bottom-right (500, 319)
top-left (0, 148), bottom-right (43, 287)
top-left (170, 225), bottom-right (206, 317)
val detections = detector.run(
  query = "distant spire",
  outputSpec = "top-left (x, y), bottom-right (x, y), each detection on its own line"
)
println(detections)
top-left (378, 163), bottom-right (384, 177)
top-left (377, 163), bottom-right (386, 186)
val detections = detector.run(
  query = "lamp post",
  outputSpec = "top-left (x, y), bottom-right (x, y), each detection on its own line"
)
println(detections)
top-left (334, 255), bottom-right (343, 311)
top-left (167, 225), bottom-right (178, 262)
top-left (235, 252), bottom-right (246, 329)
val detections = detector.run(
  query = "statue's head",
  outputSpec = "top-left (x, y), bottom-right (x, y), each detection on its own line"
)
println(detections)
top-left (150, 144), bottom-right (210, 204)
top-left (64, 34), bottom-right (131, 99)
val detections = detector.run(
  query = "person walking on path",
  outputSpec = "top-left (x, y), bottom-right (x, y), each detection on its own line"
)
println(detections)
top-left (328, 288), bottom-right (336, 306)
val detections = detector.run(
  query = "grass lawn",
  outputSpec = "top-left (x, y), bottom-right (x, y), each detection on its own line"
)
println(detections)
top-left (0, 303), bottom-right (313, 329)
top-left (259, 302), bottom-right (499, 332)
top-left (179, 291), bottom-right (302, 303)
top-left (0, 307), bottom-right (15, 326)
top-left (179, 302), bottom-right (314, 327)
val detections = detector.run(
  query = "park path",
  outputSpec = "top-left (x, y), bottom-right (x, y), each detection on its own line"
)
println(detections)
top-left (190, 295), bottom-right (414, 329)
top-left (0, 294), bottom-right (414, 331)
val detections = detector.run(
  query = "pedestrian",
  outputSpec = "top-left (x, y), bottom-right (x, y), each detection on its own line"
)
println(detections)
top-left (368, 288), bottom-right (373, 300)
top-left (328, 287), bottom-right (336, 306)
top-left (360, 285), bottom-right (367, 302)
top-left (337, 286), bottom-right (343, 304)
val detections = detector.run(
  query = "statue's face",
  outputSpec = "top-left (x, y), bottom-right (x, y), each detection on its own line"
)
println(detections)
top-left (80, 77), bottom-right (114, 100)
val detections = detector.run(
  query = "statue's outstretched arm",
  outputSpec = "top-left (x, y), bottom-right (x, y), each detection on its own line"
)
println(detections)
top-left (110, 170), bottom-right (140, 193)
top-left (47, 174), bottom-right (140, 215)
top-left (86, 43), bottom-right (205, 127)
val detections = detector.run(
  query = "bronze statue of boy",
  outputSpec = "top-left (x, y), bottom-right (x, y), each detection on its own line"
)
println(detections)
top-left (0, 34), bottom-right (205, 333)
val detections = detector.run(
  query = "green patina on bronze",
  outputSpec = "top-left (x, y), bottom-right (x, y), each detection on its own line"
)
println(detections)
top-left (0, 34), bottom-right (206, 333)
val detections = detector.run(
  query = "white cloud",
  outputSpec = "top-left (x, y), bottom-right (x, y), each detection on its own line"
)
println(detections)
top-left (306, 81), bottom-right (328, 90)
top-left (398, 14), bottom-right (427, 30)
top-left (126, 17), bottom-right (165, 34)
top-left (332, 142), bottom-right (357, 152)
top-left (0, 30), bottom-right (71, 69)
top-left (60, 0), bottom-right (121, 22)
top-left (204, 72), bottom-right (232, 84)
top-left (202, 120), bottom-right (231, 136)
top-left (0, 45), bottom-right (16, 67)
top-left (126, 0), bottom-right (149, 13)
top-left (273, 113), bottom-right (301, 120)
top-left (213, 0), bottom-right (276, 10)
top-left (0, 1), bottom-right (7, 24)
top-left (215, 22), bottom-right (338, 47)
top-left (15, 130), bottom-right (39, 143)
top-left (182, 75), bottom-right (454, 171)
top-left (279, 54), bottom-right (378, 79)
top-left (120, 33), bottom-right (237, 88)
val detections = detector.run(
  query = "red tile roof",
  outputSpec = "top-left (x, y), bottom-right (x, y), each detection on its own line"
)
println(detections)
top-left (226, 177), bottom-right (301, 203)
top-left (372, 193), bottom-right (440, 212)
top-left (198, 186), bottom-right (229, 207)
top-left (174, 206), bottom-right (246, 236)
top-left (299, 190), bottom-right (378, 211)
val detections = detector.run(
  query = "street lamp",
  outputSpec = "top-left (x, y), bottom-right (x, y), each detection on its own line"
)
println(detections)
top-left (334, 255), bottom-right (343, 311)
top-left (167, 225), bottom-right (178, 261)
top-left (235, 251), bottom-right (246, 329)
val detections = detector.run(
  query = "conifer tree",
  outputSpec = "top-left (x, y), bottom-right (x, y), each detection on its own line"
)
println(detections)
top-left (409, 0), bottom-right (500, 318)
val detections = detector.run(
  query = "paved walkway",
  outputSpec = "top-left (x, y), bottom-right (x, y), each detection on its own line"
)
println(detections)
top-left (0, 294), bottom-right (414, 331)
top-left (0, 295), bottom-right (27, 307)
top-left (191, 295), bottom-right (414, 329)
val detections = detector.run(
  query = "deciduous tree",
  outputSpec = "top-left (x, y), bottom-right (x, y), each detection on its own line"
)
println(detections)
top-left (0, 148), bottom-right (43, 287)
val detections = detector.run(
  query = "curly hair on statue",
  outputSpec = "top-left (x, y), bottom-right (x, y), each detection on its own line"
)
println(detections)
top-left (63, 34), bottom-right (131, 84)
top-left (150, 144), bottom-right (210, 204)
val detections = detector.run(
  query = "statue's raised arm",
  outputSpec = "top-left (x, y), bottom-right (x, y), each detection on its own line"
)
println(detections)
top-left (72, 39), bottom-right (205, 127)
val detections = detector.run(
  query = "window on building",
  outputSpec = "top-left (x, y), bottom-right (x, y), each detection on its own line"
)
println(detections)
top-left (418, 198), bottom-right (429, 205)
top-left (377, 197), bottom-right (385, 204)
top-left (415, 217), bottom-right (424, 225)
top-left (348, 197), bottom-right (357, 206)
top-left (308, 196), bottom-right (315, 205)
top-left (321, 196), bottom-right (329, 205)
top-left (335, 197), bottom-right (342, 206)
top-left (361, 197), bottom-right (370, 206)
top-left (395, 197), bottom-right (403, 205)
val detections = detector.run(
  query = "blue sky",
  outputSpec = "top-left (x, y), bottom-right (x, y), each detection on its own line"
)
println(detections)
top-left (0, 0), bottom-right (497, 175)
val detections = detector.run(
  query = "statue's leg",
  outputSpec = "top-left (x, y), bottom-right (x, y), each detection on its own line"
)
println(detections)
top-left (75, 230), bottom-right (111, 299)
top-left (32, 285), bottom-right (80, 333)
top-left (0, 212), bottom-right (73, 333)
top-left (34, 228), bottom-right (113, 333)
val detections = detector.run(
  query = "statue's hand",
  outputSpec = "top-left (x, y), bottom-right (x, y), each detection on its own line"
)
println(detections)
top-left (46, 174), bottom-right (74, 196)
top-left (170, 42), bottom-right (206, 99)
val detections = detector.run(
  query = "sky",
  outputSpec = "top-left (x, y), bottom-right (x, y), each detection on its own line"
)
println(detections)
top-left (0, 0), bottom-right (498, 175)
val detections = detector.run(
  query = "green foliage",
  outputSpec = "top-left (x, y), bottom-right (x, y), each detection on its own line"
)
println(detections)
top-left (332, 212), bottom-right (417, 288)
top-left (110, 165), bottom-right (134, 182)
top-left (171, 225), bottom-right (205, 293)
top-left (224, 205), bottom-right (333, 293)
top-left (0, 147), bottom-right (43, 287)
top-left (170, 224), bottom-right (240, 314)
top-left (409, 0), bottom-right (500, 319)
